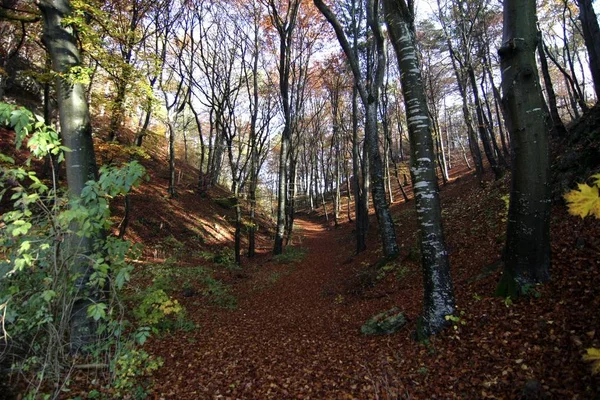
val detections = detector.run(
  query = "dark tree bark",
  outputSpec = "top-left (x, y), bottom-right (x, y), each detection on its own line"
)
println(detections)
top-left (467, 65), bottom-right (503, 179)
top-left (383, 0), bottom-right (455, 337)
top-left (577, 0), bottom-right (600, 101)
top-left (352, 86), bottom-right (367, 253)
top-left (482, 55), bottom-right (511, 159)
top-left (166, 121), bottom-right (176, 197)
top-left (479, 76), bottom-right (507, 168)
top-left (39, 0), bottom-right (100, 352)
top-left (537, 31), bottom-right (567, 138)
top-left (496, 0), bottom-right (551, 297)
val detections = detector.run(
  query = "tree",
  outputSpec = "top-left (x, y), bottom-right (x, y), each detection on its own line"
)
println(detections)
top-left (239, 1), bottom-right (277, 258)
top-left (314, 0), bottom-right (399, 258)
top-left (537, 30), bottom-right (568, 138)
top-left (382, 0), bottom-right (455, 336)
top-left (105, 0), bottom-right (155, 142)
top-left (540, 0), bottom-right (589, 118)
top-left (38, 0), bottom-right (100, 351)
top-left (496, 0), bottom-right (551, 297)
top-left (157, 0), bottom-right (185, 198)
top-left (264, 0), bottom-right (301, 256)
top-left (576, 0), bottom-right (600, 101)
top-left (438, 0), bottom-right (504, 180)
top-left (437, 0), bottom-right (485, 180)
top-left (0, 2), bottom-right (40, 100)
top-left (416, 19), bottom-right (452, 184)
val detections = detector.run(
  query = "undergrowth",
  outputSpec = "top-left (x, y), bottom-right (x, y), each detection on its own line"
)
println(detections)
top-left (0, 103), bottom-right (165, 399)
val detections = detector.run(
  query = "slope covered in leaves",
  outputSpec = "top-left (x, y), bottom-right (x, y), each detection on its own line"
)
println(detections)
top-left (132, 167), bottom-right (599, 399)
top-left (2, 111), bottom-right (600, 398)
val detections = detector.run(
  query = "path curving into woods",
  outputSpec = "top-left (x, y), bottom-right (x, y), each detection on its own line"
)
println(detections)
top-left (150, 217), bottom-right (415, 399)
top-left (147, 171), bottom-right (600, 399)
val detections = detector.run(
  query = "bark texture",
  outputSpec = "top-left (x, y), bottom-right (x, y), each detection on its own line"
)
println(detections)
top-left (383, 0), bottom-right (455, 337)
top-left (577, 0), bottom-right (600, 101)
top-left (537, 31), bottom-right (567, 138)
top-left (39, 0), bottom-right (100, 352)
top-left (270, 0), bottom-right (300, 256)
top-left (497, 0), bottom-right (551, 297)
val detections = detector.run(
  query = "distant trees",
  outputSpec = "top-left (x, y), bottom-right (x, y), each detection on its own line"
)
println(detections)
top-left (4, 0), bottom-right (599, 309)
top-left (239, 1), bottom-right (277, 258)
top-left (314, 0), bottom-right (399, 257)
top-left (264, 0), bottom-right (301, 256)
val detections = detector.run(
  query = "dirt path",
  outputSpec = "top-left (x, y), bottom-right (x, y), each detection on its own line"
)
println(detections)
top-left (151, 218), bottom-right (406, 399)
top-left (148, 173), bottom-right (600, 399)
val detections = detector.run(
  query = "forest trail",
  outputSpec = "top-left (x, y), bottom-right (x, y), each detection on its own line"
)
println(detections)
top-left (145, 171), bottom-right (600, 399)
top-left (151, 217), bottom-right (407, 399)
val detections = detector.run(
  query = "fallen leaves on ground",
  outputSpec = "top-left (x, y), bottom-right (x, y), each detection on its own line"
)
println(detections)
top-left (142, 169), bottom-right (600, 399)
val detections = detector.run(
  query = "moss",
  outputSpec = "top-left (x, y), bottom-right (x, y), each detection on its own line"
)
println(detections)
top-left (361, 307), bottom-right (406, 335)
top-left (495, 269), bottom-right (520, 298)
top-left (214, 197), bottom-right (238, 209)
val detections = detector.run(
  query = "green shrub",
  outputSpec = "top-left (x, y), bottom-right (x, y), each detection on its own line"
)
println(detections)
top-left (133, 289), bottom-right (183, 328)
top-left (0, 103), bottom-right (153, 398)
top-left (112, 346), bottom-right (163, 398)
top-left (273, 246), bottom-right (306, 264)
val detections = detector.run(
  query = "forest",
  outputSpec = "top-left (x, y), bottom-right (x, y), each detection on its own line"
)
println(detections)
top-left (0, 0), bottom-right (599, 398)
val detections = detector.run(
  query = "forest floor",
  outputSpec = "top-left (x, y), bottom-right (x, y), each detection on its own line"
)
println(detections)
top-left (2, 113), bottom-right (600, 399)
top-left (135, 166), bottom-right (600, 399)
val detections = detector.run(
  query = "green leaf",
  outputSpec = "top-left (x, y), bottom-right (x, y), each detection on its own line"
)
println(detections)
top-left (19, 241), bottom-right (31, 252)
top-left (135, 327), bottom-right (151, 345)
top-left (87, 303), bottom-right (107, 321)
top-left (41, 290), bottom-right (56, 302)
top-left (12, 221), bottom-right (32, 236)
top-left (9, 108), bottom-right (33, 148)
top-left (115, 266), bottom-right (132, 289)
top-left (0, 153), bottom-right (14, 164)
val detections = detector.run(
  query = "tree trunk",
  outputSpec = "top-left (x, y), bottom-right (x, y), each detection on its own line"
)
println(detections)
top-left (108, 77), bottom-right (129, 142)
top-left (352, 86), bottom-right (367, 253)
top-left (383, 0), bottom-right (455, 337)
top-left (234, 189), bottom-right (241, 265)
top-left (365, 98), bottom-right (399, 257)
top-left (445, 38), bottom-right (484, 179)
top-left (274, 131), bottom-right (288, 255)
top-left (467, 64), bottom-right (503, 179)
top-left (285, 156), bottom-right (298, 245)
top-left (577, 0), bottom-right (600, 101)
top-left (316, 0), bottom-right (399, 257)
top-left (484, 61), bottom-right (511, 158)
top-left (39, 0), bottom-right (101, 353)
top-left (537, 32), bottom-right (567, 138)
top-left (497, 0), bottom-right (551, 297)
top-left (167, 120), bottom-right (176, 197)
top-left (270, 0), bottom-right (300, 256)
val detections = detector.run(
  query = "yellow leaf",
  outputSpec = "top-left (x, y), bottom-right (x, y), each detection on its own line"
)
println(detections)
top-left (564, 183), bottom-right (600, 219)
top-left (582, 347), bottom-right (600, 375)
top-left (591, 174), bottom-right (600, 187)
